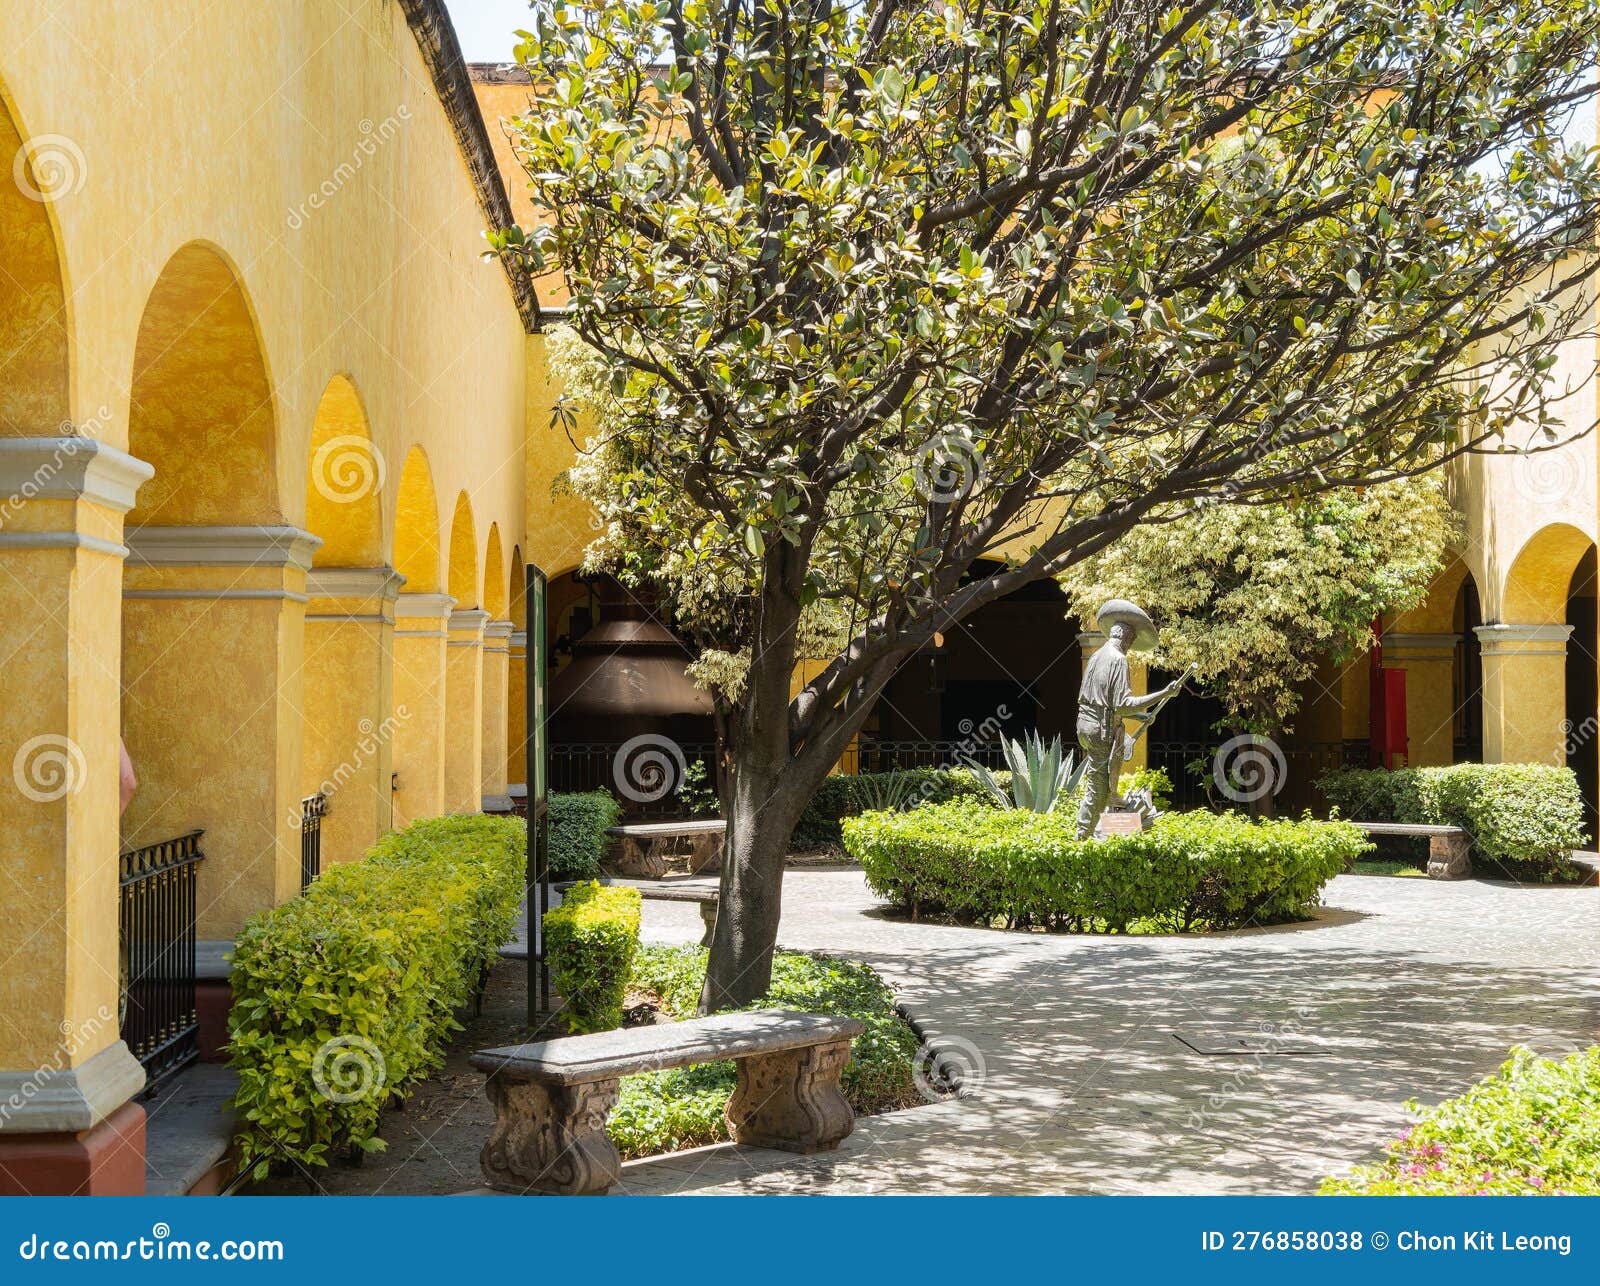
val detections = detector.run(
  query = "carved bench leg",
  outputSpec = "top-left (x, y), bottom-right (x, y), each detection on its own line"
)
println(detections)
top-left (1427, 832), bottom-right (1472, 880)
top-left (687, 832), bottom-right (724, 874)
top-left (610, 836), bottom-right (668, 879)
top-left (697, 900), bottom-right (717, 948)
top-left (726, 1038), bottom-right (855, 1154)
top-left (480, 1076), bottom-right (621, 1195)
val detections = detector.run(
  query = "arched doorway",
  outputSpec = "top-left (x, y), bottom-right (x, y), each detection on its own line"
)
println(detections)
top-left (299, 374), bottom-right (395, 867)
top-left (479, 523), bottom-right (514, 812)
top-left (121, 241), bottom-right (304, 938)
top-left (443, 492), bottom-right (485, 813)
top-left (391, 446), bottom-right (448, 825)
top-left (507, 545), bottom-right (528, 802)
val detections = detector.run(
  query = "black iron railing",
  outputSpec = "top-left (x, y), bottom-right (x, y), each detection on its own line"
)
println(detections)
top-left (118, 830), bottom-right (204, 1090)
top-left (549, 741), bottom-right (718, 816)
top-left (300, 793), bottom-right (327, 889)
top-left (843, 738), bottom-right (1006, 775)
top-left (1144, 740), bottom-right (1353, 815)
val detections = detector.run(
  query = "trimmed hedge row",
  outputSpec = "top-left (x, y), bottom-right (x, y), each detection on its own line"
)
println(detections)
top-left (548, 790), bottom-right (623, 879)
top-left (843, 800), bottom-right (1367, 932)
top-left (791, 767), bottom-right (991, 848)
top-left (608, 945), bottom-right (922, 1160)
top-left (1321, 1045), bottom-right (1600, 1195)
top-left (229, 815), bottom-right (525, 1176)
top-left (545, 881), bottom-right (641, 1034)
top-left (1316, 763), bottom-right (1586, 880)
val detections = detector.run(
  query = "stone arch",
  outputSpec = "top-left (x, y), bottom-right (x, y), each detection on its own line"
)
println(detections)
top-left (1501, 522), bottom-right (1594, 624)
top-left (0, 85), bottom-right (71, 434)
top-left (304, 374), bottom-right (383, 566)
top-left (447, 492), bottom-right (478, 608)
top-left (483, 523), bottom-right (507, 619)
top-left (127, 241), bottom-right (278, 526)
top-left (394, 446), bottom-right (442, 594)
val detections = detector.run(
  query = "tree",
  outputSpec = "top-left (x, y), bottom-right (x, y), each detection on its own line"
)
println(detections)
top-left (1057, 476), bottom-right (1459, 735)
top-left (494, 0), bottom-right (1600, 1009)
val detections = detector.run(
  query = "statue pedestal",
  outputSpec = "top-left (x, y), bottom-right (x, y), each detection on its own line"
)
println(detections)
top-left (1096, 810), bottom-right (1147, 837)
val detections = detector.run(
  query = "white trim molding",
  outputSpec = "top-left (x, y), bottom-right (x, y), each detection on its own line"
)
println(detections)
top-left (125, 525), bottom-right (322, 571)
top-left (448, 608), bottom-right (492, 635)
top-left (1383, 632), bottom-right (1461, 659)
top-left (0, 437), bottom-right (154, 514)
top-left (395, 592), bottom-right (457, 621)
top-left (123, 588), bottom-right (310, 604)
top-left (1474, 623), bottom-right (1574, 657)
top-left (305, 565), bottom-right (406, 601)
top-left (0, 532), bottom-right (129, 559)
top-left (483, 618), bottom-right (515, 641)
top-left (508, 630), bottom-right (527, 649)
top-left (0, 1040), bottom-right (145, 1134)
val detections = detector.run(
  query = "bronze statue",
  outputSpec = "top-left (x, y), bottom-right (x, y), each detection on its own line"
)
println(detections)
top-left (1075, 600), bottom-right (1186, 839)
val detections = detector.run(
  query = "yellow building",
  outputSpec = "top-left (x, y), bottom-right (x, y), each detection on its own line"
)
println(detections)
top-left (0, 4), bottom-right (1594, 1195)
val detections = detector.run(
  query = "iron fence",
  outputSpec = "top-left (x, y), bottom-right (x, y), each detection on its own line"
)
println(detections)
top-left (842, 738), bottom-right (1006, 774)
top-left (549, 741), bottom-right (718, 816)
top-left (1144, 740), bottom-right (1353, 816)
top-left (300, 793), bottom-right (327, 889)
top-left (118, 830), bottom-right (204, 1090)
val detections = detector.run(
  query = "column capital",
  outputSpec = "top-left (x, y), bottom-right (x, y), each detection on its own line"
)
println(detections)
top-left (449, 608), bottom-right (492, 637)
top-left (125, 524), bottom-right (322, 571)
top-left (394, 592), bottom-right (457, 638)
top-left (508, 630), bottom-right (528, 649)
top-left (1474, 623), bottom-right (1573, 656)
top-left (1383, 631), bottom-right (1460, 660)
top-left (483, 618), bottom-right (515, 641)
top-left (305, 565), bottom-right (406, 602)
top-left (0, 436), bottom-right (153, 513)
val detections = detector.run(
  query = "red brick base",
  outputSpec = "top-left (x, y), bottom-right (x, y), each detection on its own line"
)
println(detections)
top-left (0, 1101), bottom-right (146, 1195)
top-left (196, 979), bottom-right (232, 1062)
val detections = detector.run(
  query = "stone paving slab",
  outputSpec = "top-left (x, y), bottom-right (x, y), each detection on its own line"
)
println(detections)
top-left (613, 869), bottom-right (1598, 1195)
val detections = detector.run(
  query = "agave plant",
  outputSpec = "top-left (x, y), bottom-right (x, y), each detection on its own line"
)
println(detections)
top-left (965, 731), bottom-right (1088, 813)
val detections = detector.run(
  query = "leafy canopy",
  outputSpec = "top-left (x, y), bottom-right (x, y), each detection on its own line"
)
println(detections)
top-left (1058, 476), bottom-right (1459, 731)
top-left (497, 0), bottom-right (1599, 776)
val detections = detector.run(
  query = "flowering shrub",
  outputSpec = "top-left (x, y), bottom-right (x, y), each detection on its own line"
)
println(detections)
top-left (843, 800), bottom-right (1366, 932)
top-left (1321, 1046), bottom-right (1600, 1195)
top-left (1317, 763), bottom-right (1586, 881)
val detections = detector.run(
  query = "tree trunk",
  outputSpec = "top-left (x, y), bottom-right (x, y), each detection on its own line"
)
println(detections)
top-left (699, 754), bottom-right (813, 1012)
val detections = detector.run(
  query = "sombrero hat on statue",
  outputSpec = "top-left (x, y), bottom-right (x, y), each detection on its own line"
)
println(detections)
top-left (1095, 599), bottom-right (1158, 653)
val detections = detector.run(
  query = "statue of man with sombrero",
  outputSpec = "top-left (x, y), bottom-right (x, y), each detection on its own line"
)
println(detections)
top-left (1076, 599), bottom-right (1184, 839)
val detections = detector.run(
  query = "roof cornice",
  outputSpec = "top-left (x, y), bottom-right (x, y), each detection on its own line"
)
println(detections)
top-left (399, 0), bottom-right (540, 332)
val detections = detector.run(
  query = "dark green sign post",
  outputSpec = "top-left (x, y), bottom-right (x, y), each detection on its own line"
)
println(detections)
top-left (524, 563), bottom-right (550, 1028)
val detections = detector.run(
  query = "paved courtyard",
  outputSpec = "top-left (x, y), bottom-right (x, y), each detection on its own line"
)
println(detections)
top-left (614, 869), bottom-right (1599, 1195)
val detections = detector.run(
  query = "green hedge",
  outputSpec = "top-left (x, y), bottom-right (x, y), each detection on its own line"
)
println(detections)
top-left (1321, 1045), bottom-right (1600, 1195)
top-left (229, 815), bottom-right (524, 1176)
top-left (548, 790), bottom-right (622, 879)
top-left (843, 800), bottom-right (1367, 932)
top-left (545, 880), bottom-right (641, 1034)
top-left (608, 945), bottom-right (921, 1160)
top-left (791, 767), bottom-right (990, 848)
top-left (1316, 763), bottom-right (1586, 880)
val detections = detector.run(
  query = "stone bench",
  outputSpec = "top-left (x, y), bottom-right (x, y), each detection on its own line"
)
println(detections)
top-left (472, 1009), bottom-right (863, 1195)
top-left (1351, 821), bottom-right (1471, 880)
top-left (605, 818), bottom-right (724, 878)
top-left (556, 877), bottom-right (719, 947)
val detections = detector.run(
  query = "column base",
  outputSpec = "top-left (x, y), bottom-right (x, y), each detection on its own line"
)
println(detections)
top-left (0, 1101), bottom-right (146, 1195)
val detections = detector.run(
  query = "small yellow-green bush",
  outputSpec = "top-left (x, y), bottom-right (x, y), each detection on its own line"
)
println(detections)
top-left (545, 881), bottom-right (641, 1033)
top-left (1322, 1046), bottom-right (1600, 1194)
top-left (843, 800), bottom-right (1367, 931)
top-left (228, 815), bottom-right (524, 1176)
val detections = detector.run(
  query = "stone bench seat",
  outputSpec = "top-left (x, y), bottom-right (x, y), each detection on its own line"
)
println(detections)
top-left (472, 1009), bottom-right (863, 1195)
top-left (556, 877), bottom-right (719, 946)
top-left (1350, 821), bottom-right (1471, 880)
top-left (605, 818), bottom-right (725, 878)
